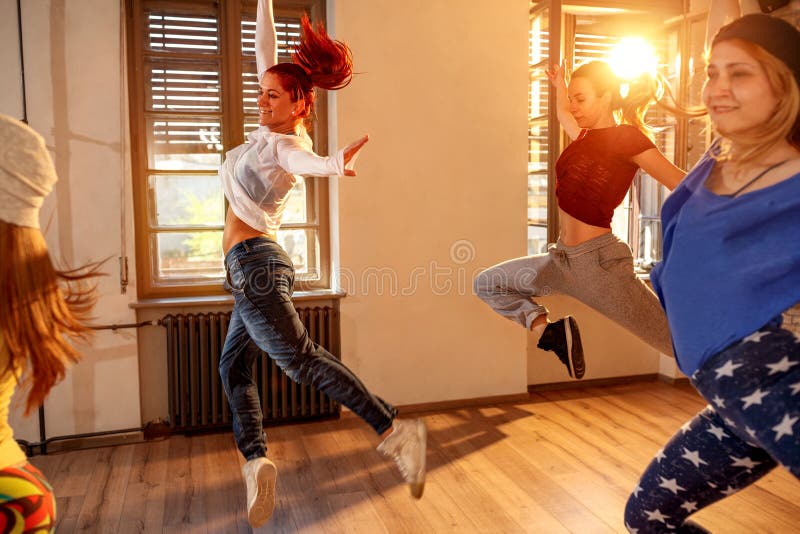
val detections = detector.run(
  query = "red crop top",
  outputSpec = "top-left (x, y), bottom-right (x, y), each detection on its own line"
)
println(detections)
top-left (555, 125), bottom-right (655, 228)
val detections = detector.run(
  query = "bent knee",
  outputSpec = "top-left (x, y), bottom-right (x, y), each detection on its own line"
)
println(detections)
top-left (473, 269), bottom-right (497, 299)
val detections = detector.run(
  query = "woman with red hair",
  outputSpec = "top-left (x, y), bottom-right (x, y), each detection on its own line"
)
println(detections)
top-left (218, 1), bottom-right (426, 527)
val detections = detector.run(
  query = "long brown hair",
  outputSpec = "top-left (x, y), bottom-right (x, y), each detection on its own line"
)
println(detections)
top-left (0, 220), bottom-right (102, 414)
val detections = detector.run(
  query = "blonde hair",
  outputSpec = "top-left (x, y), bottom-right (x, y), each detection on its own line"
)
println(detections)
top-left (0, 220), bottom-right (101, 414)
top-left (711, 39), bottom-right (800, 164)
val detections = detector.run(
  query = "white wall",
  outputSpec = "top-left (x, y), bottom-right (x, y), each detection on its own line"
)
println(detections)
top-left (4, 0), bottom-right (141, 441)
top-left (331, 0), bottom-right (677, 401)
top-left (331, 0), bottom-right (531, 405)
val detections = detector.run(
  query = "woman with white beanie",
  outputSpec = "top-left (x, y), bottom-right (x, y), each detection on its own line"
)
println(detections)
top-left (0, 114), bottom-right (100, 532)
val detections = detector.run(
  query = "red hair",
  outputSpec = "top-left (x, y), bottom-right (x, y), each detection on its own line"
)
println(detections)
top-left (266, 14), bottom-right (353, 118)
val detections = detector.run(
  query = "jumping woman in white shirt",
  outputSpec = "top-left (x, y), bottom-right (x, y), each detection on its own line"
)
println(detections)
top-left (219, 1), bottom-right (426, 527)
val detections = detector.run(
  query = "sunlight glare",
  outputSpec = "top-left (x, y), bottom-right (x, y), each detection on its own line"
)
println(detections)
top-left (607, 37), bottom-right (659, 80)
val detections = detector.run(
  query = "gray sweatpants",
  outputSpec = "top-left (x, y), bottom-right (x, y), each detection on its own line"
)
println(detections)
top-left (474, 233), bottom-right (673, 356)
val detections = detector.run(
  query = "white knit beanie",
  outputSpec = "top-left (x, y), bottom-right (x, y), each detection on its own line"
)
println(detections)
top-left (0, 114), bottom-right (58, 229)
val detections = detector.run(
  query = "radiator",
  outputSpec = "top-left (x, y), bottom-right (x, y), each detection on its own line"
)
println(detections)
top-left (162, 307), bottom-right (341, 433)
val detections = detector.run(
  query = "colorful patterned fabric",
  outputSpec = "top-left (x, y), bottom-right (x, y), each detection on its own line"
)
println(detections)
top-left (0, 463), bottom-right (55, 534)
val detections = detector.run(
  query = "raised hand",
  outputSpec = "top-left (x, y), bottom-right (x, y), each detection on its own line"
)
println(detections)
top-left (256, 0), bottom-right (278, 79)
top-left (546, 62), bottom-right (567, 89)
top-left (343, 135), bottom-right (369, 176)
top-left (546, 62), bottom-right (580, 140)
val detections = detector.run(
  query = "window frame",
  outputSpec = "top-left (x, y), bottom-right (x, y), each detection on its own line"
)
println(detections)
top-left (126, 0), bottom-right (330, 299)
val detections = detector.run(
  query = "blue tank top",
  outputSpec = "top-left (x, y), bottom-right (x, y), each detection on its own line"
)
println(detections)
top-left (651, 149), bottom-right (800, 375)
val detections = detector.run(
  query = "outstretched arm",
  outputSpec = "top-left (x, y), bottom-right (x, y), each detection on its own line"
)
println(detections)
top-left (631, 148), bottom-right (686, 191)
top-left (276, 135), bottom-right (370, 177)
top-left (256, 0), bottom-right (278, 81)
top-left (546, 63), bottom-right (581, 140)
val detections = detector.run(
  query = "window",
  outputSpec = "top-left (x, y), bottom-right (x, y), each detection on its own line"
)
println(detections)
top-left (528, 4), bottom-right (551, 255)
top-left (126, 0), bottom-right (329, 298)
top-left (527, 1), bottom-right (709, 269)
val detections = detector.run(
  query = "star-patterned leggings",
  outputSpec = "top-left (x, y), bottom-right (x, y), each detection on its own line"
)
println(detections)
top-left (624, 321), bottom-right (799, 533)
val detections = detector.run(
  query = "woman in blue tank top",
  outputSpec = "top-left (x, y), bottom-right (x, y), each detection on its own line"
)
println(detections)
top-left (624, 11), bottom-right (800, 533)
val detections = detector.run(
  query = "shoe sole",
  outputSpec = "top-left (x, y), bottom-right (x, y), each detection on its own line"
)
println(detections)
top-left (410, 421), bottom-right (427, 499)
top-left (566, 316), bottom-right (585, 379)
top-left (248, 460), bottom-right (278, 528)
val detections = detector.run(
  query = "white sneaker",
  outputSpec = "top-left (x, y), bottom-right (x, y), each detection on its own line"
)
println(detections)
top-left (242, 457), bottom-right (277, 528)
top-left (377, 418), bottom-right (427, 498)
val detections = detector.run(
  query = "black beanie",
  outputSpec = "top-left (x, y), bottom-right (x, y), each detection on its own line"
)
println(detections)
top-left (712, 14), bottom-right (800, 86)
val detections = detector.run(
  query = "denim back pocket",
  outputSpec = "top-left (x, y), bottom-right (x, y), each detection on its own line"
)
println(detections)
top-left (245, 263), bottom-right (295, 304)
top-left (225, 257), bottom-right (246, 293)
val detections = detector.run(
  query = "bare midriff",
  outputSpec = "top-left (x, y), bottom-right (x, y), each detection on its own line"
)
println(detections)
top-left (557, 208), bottom-right (611, 247)
top-left (222, 206), bottom-right (274, 255)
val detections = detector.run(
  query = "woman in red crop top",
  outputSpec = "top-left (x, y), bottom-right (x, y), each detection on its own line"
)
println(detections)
top-left (474, 60), bottom-right (684, 379)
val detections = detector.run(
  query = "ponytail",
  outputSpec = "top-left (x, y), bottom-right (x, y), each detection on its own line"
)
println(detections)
top-left (615, 72), bottom-right (662, 138)
top-left (294, 15), bottom-right (353, 91)
top-left (266, 14), bottom-right (353, 119)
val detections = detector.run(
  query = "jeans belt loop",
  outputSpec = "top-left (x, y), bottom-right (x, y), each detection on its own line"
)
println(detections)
top-left (242, 240), bottom-right (251, 253)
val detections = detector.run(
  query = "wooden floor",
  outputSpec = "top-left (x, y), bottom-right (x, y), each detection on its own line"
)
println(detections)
top-left (32, 381), bottom-right (799, 533)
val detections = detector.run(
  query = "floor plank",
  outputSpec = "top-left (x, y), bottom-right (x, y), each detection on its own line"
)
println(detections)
top-left (74, 444), bottom-right (135, 533)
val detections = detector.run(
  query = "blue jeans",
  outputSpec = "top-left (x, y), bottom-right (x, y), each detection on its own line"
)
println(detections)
top-left (624, 317), bottom-right (799, 533)
top-left (220, 237), bottom-right (397, 461)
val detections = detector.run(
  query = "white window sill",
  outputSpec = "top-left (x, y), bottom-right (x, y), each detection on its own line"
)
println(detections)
top-left (129, 290), bottom-right (346, 310)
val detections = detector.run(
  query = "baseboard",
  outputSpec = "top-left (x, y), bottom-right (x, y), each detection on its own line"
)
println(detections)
top-left (527, 373), bottom-right (662, 393)
top-left (657, 375), bottom-right (692, 386)
top-left (38, 430), bottom-right (147, 455)
top-left (339, 392), bottom-right (531, 419)
top-left (528, 374), bottom-right (694, 392)
top-left (396, 392), bottom-right (531, 414)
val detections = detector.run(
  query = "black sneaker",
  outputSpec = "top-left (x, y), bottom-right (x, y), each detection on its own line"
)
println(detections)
top-left (537, 316), bottom-right (585, 379)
